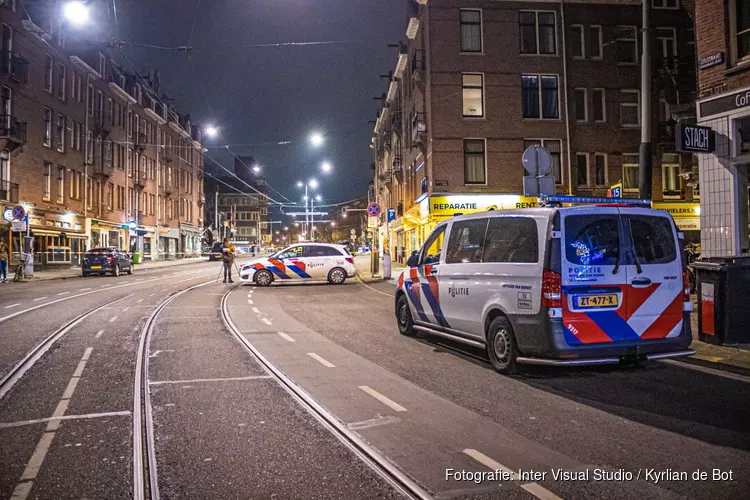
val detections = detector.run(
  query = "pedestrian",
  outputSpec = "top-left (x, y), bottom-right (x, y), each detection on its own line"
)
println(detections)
top-left (221, 237), bottom-right (236, 283)
top-left (0, 240), bottom-right (8, 283)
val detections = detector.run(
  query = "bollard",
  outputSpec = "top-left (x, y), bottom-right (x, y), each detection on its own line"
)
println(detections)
top-left (383, 253), bottom-right (392, 280)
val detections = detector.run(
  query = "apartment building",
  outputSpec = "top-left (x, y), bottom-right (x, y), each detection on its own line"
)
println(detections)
top-left (694, 0), bottom-right (750, 257)
top-left (372, 0), bottom-right (698, 263)
top-left (0, 1), bottom-right (204, 269)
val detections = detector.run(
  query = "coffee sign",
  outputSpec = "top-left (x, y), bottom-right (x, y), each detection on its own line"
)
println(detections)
top-left (700, 88), bottom-right (750, 118)
top-left (676, 124), bottom-right (715, 153)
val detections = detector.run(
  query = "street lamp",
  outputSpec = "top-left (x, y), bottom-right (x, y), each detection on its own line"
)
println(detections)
top-left (205, 125), bottom-right (219, 138)
top-left (309, 178), bottom-right (319, 189)
top-left (252, 165), bottom-right (261, 173)
top-left (315, 195), bottom-right (322, 202)
top-left (321, 161), bottom-right (332, 173)
top-left (63, 1), bottom-right (90, 26)
top-left (283, 226), bottom-right (289, 231)
top-left (310, 132), bottom-right (324, 147)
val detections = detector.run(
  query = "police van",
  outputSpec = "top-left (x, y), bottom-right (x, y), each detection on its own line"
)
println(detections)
top-left (394, 196), bottom-right (694, 374)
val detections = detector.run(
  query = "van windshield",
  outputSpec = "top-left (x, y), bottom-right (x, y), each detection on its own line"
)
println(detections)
top-left (565, 215), bottom-right (620, 266)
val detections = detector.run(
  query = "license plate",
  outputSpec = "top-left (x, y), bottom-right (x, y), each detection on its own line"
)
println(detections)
top-left (91, 266), bottom-right (102, 270)
top-left (576, 294), bottom-right (618, 308)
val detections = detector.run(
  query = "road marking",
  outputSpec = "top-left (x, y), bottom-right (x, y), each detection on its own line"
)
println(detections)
top-left (359, 386), bottom-right (407, 412)
top-left (277, 332), bottom-right (295, 342)
top-left (100, 285), bottom-right (109, 288)
top-left (307, 353), bottom-right (335, 368)
top-left (149, 293), bottom-right (155, 297)
top-left (462, 449), bottom-right (514, 475)
top-left (0, 411), bottom-right (133, 431)
top-left (356, 277), bottom-right (393, 297)
top-left (347, 415), bottom-right (400, 431)
top-left (79, 288), bottom-right (91, 291)
top-left (11, 347), bottom-right (94, 500)
top-left (94, 329), bottom-right (104, 339)
top-left (122, 307), bottom-right (130, 312)
top-left (149, 376), bottom-right (272, 386)
top-left (4, 303), bottom-right (20, 309)
top-left (137, 299), bottom-right (143, 303)
top-left (521, 483), bottom-right (563, 500)
top-left (247, 299), bottom-right (254, 305)
top-left (33, 297), bottom-right (47, 302)
top-left (251, 307), bottom-right (260, 314)
top-left (261, 317), bottom-right (273, 325)
top-left (56, 291), bottom-right (70, 296)
top-left (109, 316), bottom-right (118, 323)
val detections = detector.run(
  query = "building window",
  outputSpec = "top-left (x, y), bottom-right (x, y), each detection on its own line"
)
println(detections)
top-left (73, 72), bottom-right (82, 102)
top-left (574, 88), bottom-right (587, 122)
top-left (620, 90), bottom-right (641, 127)
top-left (56, 166), bottom-right (65, 204)
top-left (107, 183), bottom-right (114, 209)
top-left (589, 25), bottom-right (603, 59)
top-left (462, 73), bottom-right (484, 117)
top-left (576, 153), bottom-right (589, 186)
top-left (86, 129), bottom-right (93, 163)
top-left (98, 53), bottom-right (106, 77)
top-left (617, 26), bottom-right (638, 64)
top-left (519, 11), bottom-right (556, 55)
top-left (522, 75), bottom-right (559, 119)
top-left (56, 113), bottom-right (65, 153)
top-left (87, 85), bottom-right (94, 117)
top-left (43, 107), bottom-right (52, 147)
top-left (44, 54), bottom-right (53, 93)
top-left (594, 153), bottom-right (607, 186)
top-left (460, 9), bottom-right (482, 53)
top-left (570, 25), bottom-right (584, 58)
top-left (464, 139), bottom-right (486, 185)
top-left (662, 155), bottom-right (681, 197)
top-left (730, 0), bottom-right (750, 64)
top-left (656, 27), bottom-right (677, 72)
top-left (524, 139), bottom-right (562, 184)
top-left (55, 62), bottom-right (65, 100)
top-left (592, 88), bottom-right (606, 123)
top-left (622, 154), bottom-right (640, 191)
top-left (653, 0), bottom-right (678, 9)
top-left (43, 162), bottom-right (51, 200)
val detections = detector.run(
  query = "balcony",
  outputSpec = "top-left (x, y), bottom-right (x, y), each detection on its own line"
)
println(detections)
top-left (93, 155), bottom-right (114, 178)
top-left (163, 177), bottom-right (175, 194)
top-left (392, 155), bottom-right (404, 176)
top-left (411, 112), bottom-right (426, 144)
top-left (134, 132), bottom-right (148, 150)
top-left (134, 169), bottom-right (147, 188)
top-left (0, 180), bottom-right (19, 203)
top-left (1, 52), bottom-right (29, 83)
top-left (0, 115), bottom-right (27, 148)
top-left (411, 50), bottom-right (426, 81)
top-left (162, 148), bottom-right (174, 163)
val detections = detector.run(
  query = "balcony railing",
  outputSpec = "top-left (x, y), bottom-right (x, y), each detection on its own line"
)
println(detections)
top-left (412, 49), bottom-right (426, 78)
top-left (0, 115), bottom-right (27, 144)
top-left (134, 168), bottom-right (147, 188)
top-left (411, 112), bottom-right (426, 143)
top-left (134, 132), bottom-right (148, 149)
top-left (1, 52), bottom-right (29, 83)
top-left (0, 180), bottom-right (19, 203)
top-left (162, 148), bottom-right (174, 163)
top-left (163, 177), bottom-right (175, 194)
top-left (392, 154), bottom-right (403, 173)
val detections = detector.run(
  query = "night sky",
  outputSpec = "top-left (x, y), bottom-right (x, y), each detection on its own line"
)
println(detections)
top-left (111, 0), bottom-right (406, 208)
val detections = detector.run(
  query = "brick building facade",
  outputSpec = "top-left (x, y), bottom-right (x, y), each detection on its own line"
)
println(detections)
top-left (0, 1), bottom-right (204, 269)
top-left (372, 0), bottom-right (698, 263)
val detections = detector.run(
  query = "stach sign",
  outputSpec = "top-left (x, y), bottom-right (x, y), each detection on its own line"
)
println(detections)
top-left (676, 124), bottom-right (715, 153)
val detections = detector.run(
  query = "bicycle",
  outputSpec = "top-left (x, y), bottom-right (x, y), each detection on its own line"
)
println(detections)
top-left (13, 257), bottom-right (26, 283)
top-left (685, 243), bottom-right (701, 294)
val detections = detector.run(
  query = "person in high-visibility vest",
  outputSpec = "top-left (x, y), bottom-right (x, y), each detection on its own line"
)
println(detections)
top-left (221, 237), bottom-right (236, 283)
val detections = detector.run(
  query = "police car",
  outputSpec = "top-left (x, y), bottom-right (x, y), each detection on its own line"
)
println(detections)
top-left (395, 196), bottom-right (694, 374)
top-left (239, 243), bottom-right (357, 286)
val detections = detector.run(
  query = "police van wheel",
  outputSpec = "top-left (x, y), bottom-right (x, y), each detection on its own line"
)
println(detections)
top-left (396, 295), bottom-right (416, 337)
top-left (328, 268), bottom-right (347, 285)
top-left (254, 270), bottom-right (273, 287)
top-left (487, 317), bottom-right (519, 375)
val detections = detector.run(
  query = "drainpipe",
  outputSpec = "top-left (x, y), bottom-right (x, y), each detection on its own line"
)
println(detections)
top-left (83, 73), bottom-right (90, 244)
top-left (560, 1), bottom-right (573, 195)
top-left (155, 123), bottom-right (160, 259)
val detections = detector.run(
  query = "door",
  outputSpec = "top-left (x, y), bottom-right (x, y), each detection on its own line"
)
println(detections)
top-left (302, 245), bottom-right (338, 279)
top-left (622, 211), bottom-right (684, 340)
top-left (271, 245), bottom-right (306, 280)
top-left (440, 218), bottom-right (488, 335)
top-left (408, 225), bottom-right (448, 327)
top-left (561, 207), bottom-right (629, 345)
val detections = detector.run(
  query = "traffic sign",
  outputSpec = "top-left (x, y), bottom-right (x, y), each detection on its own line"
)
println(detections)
top-left (387, 208), bottom-right (397, 222)
top-left (367, 202), bottom-right (381, 217)
top-left (12, 205), bottom-right (25, 220)
top-left (11, 220), bottom-right (26, 232)
top-left (609, 183), bottom-right (623, 198)
top-left (3, 208), bottom-right (13, 222)
top-left (522, 146), bottom-right (553, 177)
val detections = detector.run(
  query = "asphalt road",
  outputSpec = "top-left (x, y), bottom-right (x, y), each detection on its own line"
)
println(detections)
top-left (1, 262), bottom-right (748, 499)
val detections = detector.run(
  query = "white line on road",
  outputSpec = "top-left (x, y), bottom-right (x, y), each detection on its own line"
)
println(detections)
top-left (359, 386), bottom-right (407, 412)
top-left (109, 316), bottom-right (118, 323)
top-left (32, 297), bottom-right (47, 302)
top-left (79, 288), bottom-right (91, 291)
top-left (251, 307), bottom-right (260, 314)
top-left (0, 411), bottom-right (131, 430)
top-left (122, 307), bottom-right (130, 312)
top-left (247, 299), bottom-right (254, 305)
top-left (521, 483), bottom-right (563, 500)
top-left (149, 293), bottom-right (155, 297)
top-left (56, 291), bottom-right (70, 296)
top-left (462, 449), bottom-right (514, 475)
top-left (94, 330), bottom-right (104, 339)
top-left (307, 353), bottom-right (335, 368)
top-left (137, 299), bottom-right (143, 303)
top-left (149, 376), bottom-right (272, 386)
top-left (277, 332), bottom-right (295, 342)
top-left (261, 317), bottom-right (273, 325)
top-left (4, 303), bottom-right (20, 309)
top-left (356, 277), bottom-right (393, 297)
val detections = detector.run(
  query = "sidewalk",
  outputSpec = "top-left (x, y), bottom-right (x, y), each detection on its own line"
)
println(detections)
top-left (14, 257), bottom-right (212, 282)
top-left (682, 305), bottom-right (750, 375)
top-left (353, 254), bottom-right (405, 283)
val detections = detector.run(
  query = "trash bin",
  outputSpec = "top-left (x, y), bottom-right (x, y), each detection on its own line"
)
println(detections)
top-left (693, 257), bottom-right (750, 346)
top-left (132, 251), bottom-right (143, 265)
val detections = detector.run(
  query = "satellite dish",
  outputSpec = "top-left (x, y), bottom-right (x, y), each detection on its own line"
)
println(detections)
top-left (522, 146), bottom-right (553, 177)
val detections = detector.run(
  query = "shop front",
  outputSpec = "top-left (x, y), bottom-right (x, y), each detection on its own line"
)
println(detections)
top-left (697, 87), bottom-right (750, 257)
top-left (179, 222), bottom-right (202, 258)
top-left (158, 227), bottom-right (179, 260)
top-left (130, 225), bottom-right (156, 261)
top-left (89, 219), bottom-right (128, 251)
top-left (4, 208), bottom-right (87, 269)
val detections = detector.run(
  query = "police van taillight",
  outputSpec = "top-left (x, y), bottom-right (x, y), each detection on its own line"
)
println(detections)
top-left (682, 270), bottom-right (693, 311)
top-left (542, 269), bottom-right (562, 307)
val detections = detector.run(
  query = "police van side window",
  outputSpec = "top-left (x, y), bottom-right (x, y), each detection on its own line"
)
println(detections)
top-left (626, 215), bottom-right (677, 264)
top-left (483, 217), bottom-right (538, 263)
top-left (445, 219), bottom-right (489, 264)
top-left (564, 215), bottom-right (619, 266)
top-left (420, 226), bottom-right (446, 265)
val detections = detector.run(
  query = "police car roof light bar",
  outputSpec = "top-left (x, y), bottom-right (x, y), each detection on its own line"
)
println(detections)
top-left (538, 195), bottom-right (652, 207)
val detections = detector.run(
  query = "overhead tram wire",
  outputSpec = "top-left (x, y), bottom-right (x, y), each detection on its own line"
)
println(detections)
top-left (187, 0), bottom-right (203, 50)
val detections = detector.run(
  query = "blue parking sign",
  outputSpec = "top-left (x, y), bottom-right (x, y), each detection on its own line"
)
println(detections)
top-left (387, 208), bottom-right (396, 222)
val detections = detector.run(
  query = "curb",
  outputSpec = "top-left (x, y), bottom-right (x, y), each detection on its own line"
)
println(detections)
top-left (14, 259), bottom-right (211, 283)
top-left (673, 354), bottom-right (750, 377)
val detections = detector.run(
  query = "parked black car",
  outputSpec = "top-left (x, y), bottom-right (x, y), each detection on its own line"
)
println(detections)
top-left (82, 248), bottom-right (134, 277)
top-left (207, 242), bottom-right (223, 261)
